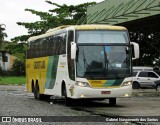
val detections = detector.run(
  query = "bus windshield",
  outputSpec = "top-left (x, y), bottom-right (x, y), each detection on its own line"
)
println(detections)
top-left (76, 30), bottom-right (129, 44)
top-left (76, 45), bottom-right (131, 79)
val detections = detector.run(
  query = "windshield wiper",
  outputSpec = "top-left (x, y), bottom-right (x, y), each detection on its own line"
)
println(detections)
top-left (82, 50), bottom-right (94, 79)
top-left (104, 50), bottom-right (119, 78)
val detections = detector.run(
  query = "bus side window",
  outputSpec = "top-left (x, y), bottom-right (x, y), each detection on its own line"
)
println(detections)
top-left (35, 40), bottom-right (40, 58)
top-left (45, 38), bottom-right (49, 56)
top-left (57, 36), bottom-right (60, 55)
top-left (59, 35), bottom-right (63, 54)
top-left (55, 36), bottom-right (59, 55)
top-left (39, 38), bottom-right (43, 57)
top-left (52, 37), bottom-right (56, 55)
top-left (61, 33), bottom-right (66, 54)
top-left (51, 36), bottom-right (55, 55)
top-left (42, 38), bottom-right (46, 57)
top-left (48, 37), bottom-right (52, 56)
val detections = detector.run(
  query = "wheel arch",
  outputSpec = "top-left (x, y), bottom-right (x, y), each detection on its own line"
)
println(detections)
top-left (61, 80), bottom-right (66, 96)
top-left (31, 80), bottom-right (34, 92)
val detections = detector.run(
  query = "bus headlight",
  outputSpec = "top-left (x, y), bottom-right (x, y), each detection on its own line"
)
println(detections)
top-left (75, 81), bottom-right (91, 87)
top-left (121, 81), bottom-right (132, 87)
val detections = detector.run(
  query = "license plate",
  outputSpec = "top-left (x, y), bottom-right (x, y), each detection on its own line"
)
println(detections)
top-left (101, 91), bottom-right (111, 94)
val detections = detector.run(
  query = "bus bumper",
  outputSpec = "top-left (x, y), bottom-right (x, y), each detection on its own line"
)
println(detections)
top-left (71, 85), bottom-right (132, 99)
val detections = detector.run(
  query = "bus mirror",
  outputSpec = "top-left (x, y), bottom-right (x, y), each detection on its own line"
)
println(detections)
top-left (131, 42), bottom-right (139, 60)
top-left (71, 42), bottom-right (76, 60)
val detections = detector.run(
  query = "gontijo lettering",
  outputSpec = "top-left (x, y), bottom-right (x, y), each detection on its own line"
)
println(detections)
top-left (34, 61), bottom-right (45, 69)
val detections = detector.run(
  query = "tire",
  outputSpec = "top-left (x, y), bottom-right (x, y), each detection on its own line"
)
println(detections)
top-left (63, 85), bottom-right (72, 106)
top-left (34, 85), bottom-right (43, 100)
top-left (132, 82), bottom-right (140, 89)
top-left (109, 98), bottom-right (116, 106)
top-left (156, 84), bottom-right (160, 91)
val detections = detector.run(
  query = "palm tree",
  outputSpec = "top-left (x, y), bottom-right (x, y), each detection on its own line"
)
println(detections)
top-left (0, 24), bottom-right (7, 49)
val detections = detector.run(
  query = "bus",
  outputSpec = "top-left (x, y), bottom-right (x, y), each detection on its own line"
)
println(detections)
top-left (26, 25), bottom-right (139, 106)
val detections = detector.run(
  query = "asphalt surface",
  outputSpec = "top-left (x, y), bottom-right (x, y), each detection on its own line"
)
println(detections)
top-left (0, 85), bottom-right (160, 125)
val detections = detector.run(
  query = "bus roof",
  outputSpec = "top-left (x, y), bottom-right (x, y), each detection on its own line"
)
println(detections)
top-left (73, 25), bottom-right (127, 30)
top-left (28, 25), bottom-right (127, 42)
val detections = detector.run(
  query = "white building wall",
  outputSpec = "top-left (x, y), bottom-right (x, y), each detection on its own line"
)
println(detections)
top-left (0, 52), bottom-right (11, 71)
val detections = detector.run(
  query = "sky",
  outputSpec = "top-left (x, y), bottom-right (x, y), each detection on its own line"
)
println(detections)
top-left (0, 0), bottom-right (103, 41)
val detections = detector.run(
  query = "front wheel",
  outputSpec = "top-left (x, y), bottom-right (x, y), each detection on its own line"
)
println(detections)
top-left (63, 85), bottom-right (72, 106)
top-left (109, 98), bottom-right (116, 106)
top-left (34, 85), bottom-right (43, 100)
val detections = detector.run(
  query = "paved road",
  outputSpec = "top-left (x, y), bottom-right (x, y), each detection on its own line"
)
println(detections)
top-left (0, 85), bottom-right (160, 125)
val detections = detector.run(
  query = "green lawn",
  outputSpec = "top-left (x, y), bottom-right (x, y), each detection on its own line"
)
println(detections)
top-left (0, 76), bottom-right (26, 85)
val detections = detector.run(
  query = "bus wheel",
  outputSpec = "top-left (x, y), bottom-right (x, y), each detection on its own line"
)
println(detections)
top-left (109, 98), bottom-right (116, 106)
top-left (63, 85), bottom-right (72, 106)
top-left (34, 85), bottom-right (42, 100)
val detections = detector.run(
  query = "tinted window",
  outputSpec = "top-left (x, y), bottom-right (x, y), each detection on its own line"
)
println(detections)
top-left (148, 72), bottom-right (158, 78)
top-left (27, 32), bottom-right (67, 59)
top-left (138, 72), bottom-right (147, 77)
top-left (76, 30), bottom-right (129, 44)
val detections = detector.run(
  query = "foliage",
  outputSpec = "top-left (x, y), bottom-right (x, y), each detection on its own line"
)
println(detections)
top-left (11, 59), bottom-right (25, 76)
top-left (0, 66), bottom-right (13, 76)
top-left (6, 1), bottom-right (160, 67)
top-left (0, 59), bottom-right (25, 76)
top-left (0, 41), bottom-right (25, 61)
top-left (5, 1), bottom-right (96, 64)
top-left (0, 24), bottom-right (7, 49)
top-left (130, 31), bottom-right (160, 67)
top-left (11, 2), bottom-right (96, 42)
top-left (6, 2), bottom-right (96, 62)
top-left (0, 67), bottom-right (3, 75)
top-left (5, 42), bottom-right (27, 60)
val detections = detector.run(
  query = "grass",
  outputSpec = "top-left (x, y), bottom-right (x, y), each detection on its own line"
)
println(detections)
top-left (0, 76), bottom-right (26, 85)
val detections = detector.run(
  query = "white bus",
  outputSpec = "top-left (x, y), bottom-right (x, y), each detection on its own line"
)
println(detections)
top-left (26, 25), bottom-right (139, 106)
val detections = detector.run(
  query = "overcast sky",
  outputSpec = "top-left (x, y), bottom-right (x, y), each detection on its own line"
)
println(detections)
top-left (0, 0), bottom-right (103, 41)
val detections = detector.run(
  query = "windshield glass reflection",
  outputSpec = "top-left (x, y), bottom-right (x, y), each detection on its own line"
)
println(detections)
top-left (76, 46), bottom-right (131, 79)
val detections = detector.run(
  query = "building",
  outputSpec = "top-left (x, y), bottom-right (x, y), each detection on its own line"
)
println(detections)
top-left (0, 51), bottom-right (16, 71)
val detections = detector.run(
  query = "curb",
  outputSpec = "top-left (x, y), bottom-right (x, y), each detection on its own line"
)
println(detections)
top-left (132, 89), bottom-right (160, 97)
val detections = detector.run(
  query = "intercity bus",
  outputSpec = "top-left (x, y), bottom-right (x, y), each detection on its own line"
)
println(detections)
top-left (26, 25), bottom-right (139, 106)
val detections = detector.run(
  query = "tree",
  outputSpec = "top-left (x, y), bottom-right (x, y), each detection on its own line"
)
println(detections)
top-left (0, 24), bottom-right (7, 49)
top-left (12, 2), bottom-right (96, 42)
top-left (130, 31), bottom-right (160, 67)
top-left (11, 59), bottom-right (25, 76)
top-left (8, 2), bottom-right (96, 60)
